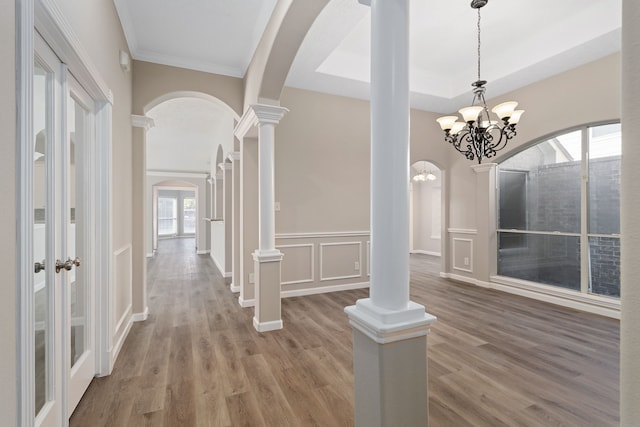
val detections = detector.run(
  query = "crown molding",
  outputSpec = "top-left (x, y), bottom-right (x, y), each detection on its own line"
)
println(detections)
top-left (234, 104), bottom-right (289, 139)
top-left (131, 114), bottom-right (155, 130)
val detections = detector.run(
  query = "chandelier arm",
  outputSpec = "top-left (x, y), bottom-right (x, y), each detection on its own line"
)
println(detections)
top-left (445, 129), bottom-right (476, 162)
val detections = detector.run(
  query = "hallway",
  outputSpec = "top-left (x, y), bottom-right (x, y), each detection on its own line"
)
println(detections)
top-left (70, 240), bottom-right (619, 426)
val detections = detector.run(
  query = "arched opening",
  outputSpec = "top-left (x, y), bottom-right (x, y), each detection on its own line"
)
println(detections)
top-left (151, 180), bottom-right (198, 253)
top-left (143, 92), bottom-right (238, 275)
top-left (410, 160), bottom-right (444, 275)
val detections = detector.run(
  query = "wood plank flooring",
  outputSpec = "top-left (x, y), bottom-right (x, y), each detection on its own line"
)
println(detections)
top-left (70, 238), bottom-right (619, 426)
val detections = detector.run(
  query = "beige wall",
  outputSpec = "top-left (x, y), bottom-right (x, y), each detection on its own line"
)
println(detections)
top-left (276, 87), bottom-right (371, 233)
top-left (132, 60), bottom-right (243, 116)
top-left (1, 0), bottom-right (16, 422)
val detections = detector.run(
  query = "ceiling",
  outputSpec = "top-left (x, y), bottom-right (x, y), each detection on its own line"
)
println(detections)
top-left (114, 0), bottom-right (621, 172)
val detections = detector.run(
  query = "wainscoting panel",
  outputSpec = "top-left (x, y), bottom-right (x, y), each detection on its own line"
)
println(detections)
top-left (452, 238), bottom-right (473, 273)
top-left (112, 244), bottom-right (133, 364)
top-left (319, 242), bottom-right (362, 281)
top-left (277, 244), bottom-right (314, 285)
top-left (275, 232), bottom-right (370, 294)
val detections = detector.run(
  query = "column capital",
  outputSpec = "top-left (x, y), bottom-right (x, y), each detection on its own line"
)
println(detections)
top-left (252, 249), bottom-right (283, 262)
top-left (131, 114), bottom-right (155, 131)
top-left (234, 104), bottom-right (289, 139)
top-left (471, 162), bottom-right (497, 174)
top-left (345, 298), bottom-right (436, 344)
top-left (227, 151), bottom-right (240, 162)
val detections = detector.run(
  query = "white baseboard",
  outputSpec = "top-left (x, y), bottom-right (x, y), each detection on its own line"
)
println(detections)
top-left (224, 271), bottom-right (232, 278)
top-left (440, 272), bottom-right (620, 319)
top-left (253, 317), bottom-right (283, 332)
top-left (132, 306), bottom-right (149, 322)
top-left (281, 281), bottom-right (369, 299)
top-left (110, 311), bottom-right (133, 367)
top-left (196, 250), bottom-right (210, 255)
top-left (211, 254), bottom-right (226, 277)
top-left (146, 253), bottom-right (153, 258)
top-left (230, 283), bottom-right (240, 293)
top-left (239, 296), bottom-right (255, 308)
top-left (410, 250), bottom-right (441, 257)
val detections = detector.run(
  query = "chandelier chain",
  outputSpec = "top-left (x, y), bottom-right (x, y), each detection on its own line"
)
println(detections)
top-left (477, 8), bottom-right (481, 82)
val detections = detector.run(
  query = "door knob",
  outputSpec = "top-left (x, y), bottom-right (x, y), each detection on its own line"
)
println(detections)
top-left (71, 256), bottom-right (80, 267)
top-left (55, 259), bottom-right (73, 273)
top-left (34, 260), bottom-right (45, 274)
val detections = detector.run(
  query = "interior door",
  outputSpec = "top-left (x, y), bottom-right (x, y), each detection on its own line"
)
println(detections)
top-left (34, 31), bottom-right (63, 427)
top-left (66, 75), bottom-right (95, 415)
top-left (33, 31), bottom-right (96, 426)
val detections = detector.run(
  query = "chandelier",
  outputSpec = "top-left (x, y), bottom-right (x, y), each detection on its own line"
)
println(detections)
top-left (413, 162), bottom-right (437, 182)
top-left (436, 0), bottom-right (524, 164)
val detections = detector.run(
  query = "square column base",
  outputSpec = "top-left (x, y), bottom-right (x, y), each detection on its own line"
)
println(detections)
top-left (252, 250), bottom-right (283, 332)
top-left (346, 298), bottom-right (436, 427)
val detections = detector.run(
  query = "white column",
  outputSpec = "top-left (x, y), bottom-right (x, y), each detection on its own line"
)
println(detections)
top-left (228, 151), bottom-right (241, 293)
top-left (345, 0), bottom-right (435, 425)
top-left (621, 0), bottom-right (640, 423)
top-left (131, 114), bottom-right (154, 320)
top-left (234, 104), bottom-right (288, 332)
top-left (257, 121), bottom-right (278, 254)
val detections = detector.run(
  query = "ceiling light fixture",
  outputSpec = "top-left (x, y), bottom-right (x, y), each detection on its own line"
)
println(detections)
top-left (413, 164), bottom-right (437, 182)
top-left (436, 0), bottom-right (524, 164)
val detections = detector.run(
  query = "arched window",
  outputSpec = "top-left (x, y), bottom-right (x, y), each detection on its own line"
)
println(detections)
top-left (497, 123), bottom-right (621, 297)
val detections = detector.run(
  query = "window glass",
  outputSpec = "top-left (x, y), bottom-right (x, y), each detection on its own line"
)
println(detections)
top-left (498, 124), bottom-right (620, 298)
top-left (499, 130), bottom-right (582, 233)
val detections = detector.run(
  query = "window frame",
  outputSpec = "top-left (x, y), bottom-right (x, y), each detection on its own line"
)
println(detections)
top-left (496, 121), bottom-right (621, 298)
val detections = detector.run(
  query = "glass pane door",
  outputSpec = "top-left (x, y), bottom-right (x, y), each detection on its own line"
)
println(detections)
top-left (33, 61), bottom-right (50, 418)
top-left (183, 196), bottom-right (196, 234)
top-left (158, 197), bottom-right (177, 236)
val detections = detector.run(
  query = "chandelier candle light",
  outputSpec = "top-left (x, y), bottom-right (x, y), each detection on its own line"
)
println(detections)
top-left (436, 0), bottom-right (524, 164)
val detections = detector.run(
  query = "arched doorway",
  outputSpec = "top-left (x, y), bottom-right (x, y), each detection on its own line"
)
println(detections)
top-left (410, 160), bottom-right (444, 275)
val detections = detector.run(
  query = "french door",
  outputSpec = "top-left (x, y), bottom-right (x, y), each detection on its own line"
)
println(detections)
top-left (34, 31), bottom-right (96, 426)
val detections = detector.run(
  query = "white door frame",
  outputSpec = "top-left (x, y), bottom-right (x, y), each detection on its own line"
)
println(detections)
top-left (18, 0), bottom-right (113, 424)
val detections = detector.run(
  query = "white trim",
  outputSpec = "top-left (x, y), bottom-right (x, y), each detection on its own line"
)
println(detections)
top-left (441, 273), bottom-right (620, 319)
top-left (282, 281), bottom-right (370, 298)
top-left (276, 243), bottom-right (314, 285)
top-left (146, 252), bottom-right (153, 258)
top-left (131, 306), bottom-right (149, 322)
top-left (109, 306), bottom-right (133, 367)
top-left (18, 0), bottom-right (35, 422)
top-left (210, 252), bottom-right (226, 278)
top-left (471, 163), bottom-right (497, 174)
top-left (230, 284), bottom-right (240, 293)
top-left (223, 272), bottom-right (232, 278)
top-left (411, 250), bottom-right (441, 257)
top-left (253, 318), bottom-right (283, 332)
top-left (276, 231), bottom-right (370, 239)
top-left (319, 241), bottom-right (363, 281)
top-left (452, 238), bottom-right (473, 273)
top-left (239, 297), bottom-right (255, 308)
top-left (133, 49), bottom-right (245, 79)
top-left (196, 250), bottom-right (209, 255)
top-left (147, 170), bottom-right (208, 178)
top-left (498, 228), bottom-right (582, 237)
top-left (367, 241), bottom-right (371, 277)
top-left (447, 228), bottom-right (478, 235)
top-left (35, 0), bottom-right (113, 104)
top-left (131, 114), bottom-right (154, 130)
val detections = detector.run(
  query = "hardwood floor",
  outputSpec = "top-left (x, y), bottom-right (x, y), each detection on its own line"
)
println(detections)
top-left (70, 241), bottom-right (619, 426)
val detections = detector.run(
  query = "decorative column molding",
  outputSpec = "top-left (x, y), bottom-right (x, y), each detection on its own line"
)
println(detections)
top-left (228, 151), bottom-right (241, 293)
top-left (131, 114), bottom-right (155, 130)
top-left (234, 104), bottom-right (288, 332)
top-left (471, 163), bottom-right (497, 281)
top-left (621, 0), bottom-right (640, 423)
top-left (345, 0), bottom-right (435, 425)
